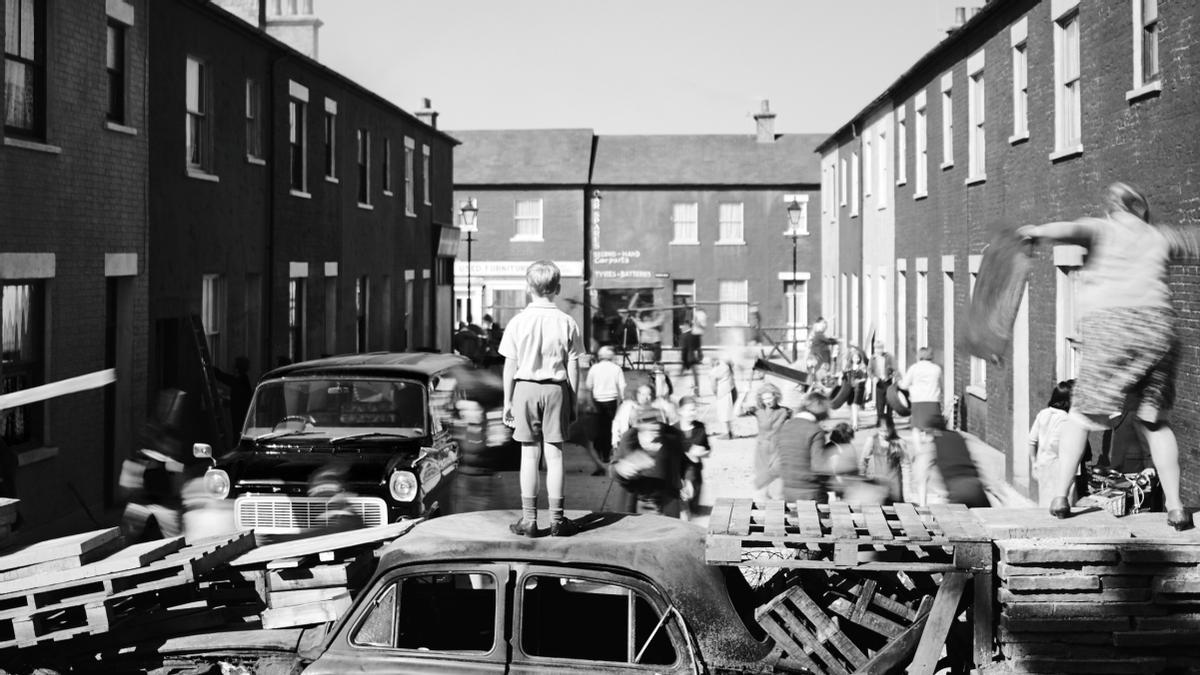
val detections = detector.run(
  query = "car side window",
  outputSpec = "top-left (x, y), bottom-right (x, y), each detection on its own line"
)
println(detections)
top-left (520, 575), bottom-right (678, 666)
top-left (352, 572), bottom-right (497, 652)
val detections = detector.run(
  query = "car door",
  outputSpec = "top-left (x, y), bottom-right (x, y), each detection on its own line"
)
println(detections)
top-left (304, 563), bottom-right (510, 674)
top-left (507, 563), bottom-right (696, 675)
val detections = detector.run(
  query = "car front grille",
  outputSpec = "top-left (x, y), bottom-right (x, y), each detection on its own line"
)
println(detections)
top-left (234, 495), bottom-right (387, 533)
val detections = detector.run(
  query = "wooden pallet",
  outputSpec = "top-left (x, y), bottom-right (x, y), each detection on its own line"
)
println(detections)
top-left (707, 498), bottom-right (991, 572)
top-left (0, 532), bottom-right (254, 650)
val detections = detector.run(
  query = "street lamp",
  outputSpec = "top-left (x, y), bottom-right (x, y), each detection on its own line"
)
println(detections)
top-left (459, 198), bottom-right (479, 325)
top-left (785, 197), bottom-right (805, 362)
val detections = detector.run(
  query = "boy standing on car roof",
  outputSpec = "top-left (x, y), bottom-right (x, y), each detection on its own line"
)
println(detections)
top-left (500, 261), bottom-right (584, 538)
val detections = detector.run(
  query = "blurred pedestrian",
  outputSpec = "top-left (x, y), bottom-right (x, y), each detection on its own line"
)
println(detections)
top-left (861, 417), bottom-right (907, 504)
top-left (1029, 381), bottom-right (1096, 508)
top-left (499, 260), bottom-right (584, 537)
top-left (453, 321), bottom-right (484, 365)
top-left (121, 389), bottom-right (188, 542)
top-left (308, 463), bottom-right (364, 533)
top-left (743, 383), bottom-right (792, 500)
top-left (633, 308), bottom-right (664, 365)
top-left (844, 346), bottom-right (869, 430)
top-left (927, 415), bottom-right (990, 508)
top-left (870, 340), bottom-right (895, 428)
top-left (585, 346), bottom-right (626, 464)
top-left (481, 314), bottom-right (504, 367)
top-left (611, 382), bottom-right (674, 448)
top-left (900, 347), bottom-right (943, 502)
top-left (777, 391), bottom-right (832, 503)
top-left (679, 320), bottom-right (703, 395)
top-left (709, 356), bottom-right (737, 439)
top-left (1018, 182), bottom-right (1199, 529)
top-left (675, 396), bottom-right (711, 520)
top-left (613, 415), bottom-right (685, 516)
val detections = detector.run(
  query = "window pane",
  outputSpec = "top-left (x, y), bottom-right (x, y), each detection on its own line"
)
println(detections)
top-left (522, 575), bottom-right (676, 665)
top-left (394, 573), bottom-right (496, 651)
top-left (186, 59), bottom-right (201, 112)
top-left (18, 0), bottom-right (35, 58)
top-left (4, 61), bottom-right (34, 130)
top-left (2, 282), bottom-right (43, 447)
top-left (1143, 0), bottom-right (1158, 23)
top-left (4, 0), bottom-right (17, 56)
top-left (719, 203), bottom-right (743, 240)
top-left (353, 584), bottom-right (396, 647)
top-left (1143, 24), bottom-right (1159, 81)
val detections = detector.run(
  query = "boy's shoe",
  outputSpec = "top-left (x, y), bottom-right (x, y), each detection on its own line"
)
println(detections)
top-left (1168, 509), bottom-right (1193, 531)
top-left (1049, 496), bottom-right (1071, 519)
top-left (550, 517), bottom-right (580, 537)
top-left (509, 517), bottom-right (539, 538)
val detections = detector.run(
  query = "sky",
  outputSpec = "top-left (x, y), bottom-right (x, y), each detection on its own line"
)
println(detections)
top-left (316, 0), bottom-right (983, 136)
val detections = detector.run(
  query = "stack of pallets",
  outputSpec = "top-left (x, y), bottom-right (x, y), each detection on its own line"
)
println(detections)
top-left (0, 528), bottom-right (254, 650)
top-left (708, 498), bottom-right (994, 675)
top-left (229, 520), bottom-right (419, 630)
top-left (994, 538), bottom-right (1200, 673)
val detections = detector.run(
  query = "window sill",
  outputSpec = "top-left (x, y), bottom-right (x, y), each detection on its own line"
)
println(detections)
top-left (966, 174), bottom-right (986, 186)
top-left (186, 169), bottom-right (220, 183)
top-left (781, 230), bottom-right (810, 237)
top-left (290, 189), bottom-right (312, 199)
top-left (849, 212), bottom-right (859, 219)
top-left (246, 156), bottom-right (266, 166)
top-left (896, 178), bottom-right (907, 187)
top-left (383, 190), bottom-right (394, 197)
top-left (715, 240), bottom-right (747, 246)
top-left (509, 236), bottom-right (543, 243)
top-left (406, 210), bottom-right (417, 218)
top-left (325, 175), bottom-right (339, 184)
top-left (4, 137), bottom-right (63, 154)
top-left (1049, 145), bottom-right (1083, 163)
top-left (913, 192), bottom-right (928, 201)
top-left (1009, 131), bottom-right (1029, 145)
top-left (669, 240), bottom-right (700, 246)
top-left (966, 385), bottom-right (987, 401)
top-left (940, 161), bottom-right (954, 171)
top-left (424, 200), bottom-right (432, 206)
top-left (877, 203), bottom-right (889, 211)
top-left (105, 121), bottom-right (138, 136)
top-left (1126, 80), bottom-right (1162, 103)
top-left (357, 202), bottom-right (374, 211)
top-left (17, 446), bottom-right (58, 467)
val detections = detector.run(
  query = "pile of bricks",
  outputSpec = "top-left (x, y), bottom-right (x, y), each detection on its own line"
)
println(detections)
top-left (995, 538), bottom-right (1200, 673)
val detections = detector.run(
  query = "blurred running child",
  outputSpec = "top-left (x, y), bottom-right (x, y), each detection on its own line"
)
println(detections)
top-left (585, 346), bottom-right (626, 463)
top-left (675, 395), bottom-right (711, 519)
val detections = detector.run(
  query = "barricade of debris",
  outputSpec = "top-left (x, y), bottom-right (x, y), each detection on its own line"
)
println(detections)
top-left (0, 518), bottom-right (419, 673)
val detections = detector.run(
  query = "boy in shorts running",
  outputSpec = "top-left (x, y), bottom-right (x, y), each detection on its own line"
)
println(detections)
top-left (1019, 182), bottom-right (1200, 529)
top-left (500, 261), bottom-right (584, 537)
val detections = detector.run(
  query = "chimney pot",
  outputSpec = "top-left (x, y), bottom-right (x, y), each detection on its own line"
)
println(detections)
top-left (955, 6), bottom-right (967, 23)
top-left (753, 99), bottom-right (776, 144)
top-left (416, 99), bottom-right (439, 129)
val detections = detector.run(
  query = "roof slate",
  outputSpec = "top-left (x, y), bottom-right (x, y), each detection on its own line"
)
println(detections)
top-left (451, 128), bottom-right (595, 185)
top-left (592, 133), bottom-right (825, 185)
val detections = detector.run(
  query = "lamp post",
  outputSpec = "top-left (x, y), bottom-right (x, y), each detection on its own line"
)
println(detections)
top-left (785, 198), bottom-right (805, 362)
top-left (459, 198), bottom-right (479, 325)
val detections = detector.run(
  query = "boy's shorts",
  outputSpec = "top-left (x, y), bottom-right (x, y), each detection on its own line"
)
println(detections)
top-left (1072, 307), bottom-right (1176, 428)
top-left (512, 380), bottom-right (575, 444)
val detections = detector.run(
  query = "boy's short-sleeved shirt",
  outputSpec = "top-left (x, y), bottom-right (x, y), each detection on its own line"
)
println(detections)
top-left (499, 297), bottom-right (582, 381)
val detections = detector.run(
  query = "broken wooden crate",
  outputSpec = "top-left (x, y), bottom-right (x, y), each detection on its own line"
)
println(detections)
top-left (229, 520), bottom-right (420, 630)
top-left (0, 530), bottom-right (254, 650)
top-left (994, 537), bottom-right (1200, 673)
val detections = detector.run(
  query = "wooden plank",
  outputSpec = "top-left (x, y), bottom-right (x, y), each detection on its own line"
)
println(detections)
top-left (726, 558), bottom-right (960, 573)
top-left (829, 502), bottom-right (856, 540)
top-left (907, 571), bottom-right (969, 675)
top-left (760, 614), bottom-right (821, 673)
top-left (708, 499), bottom-right (735, 535)
top-left (0, 528), bottom-right (121, 571)
top-left (851, 579), bottom-right (877, 621)
top-left (0, 535), bottom-right (125, 583)
top-left (794, 500), bottom-right (824, 536)
top-left (853, 609), bottom-right (930, 674)
top-left (0, 537), bottom-right (184, 596)
top-left (728, 498), bottom-right (754, 537)
top-left (260, 591), bottom-right (352, 629)
top-left (268, 586), bottom-right (350, 609)
top-left (1005, 575), bottom-right (1101, 592)
top-left (862, 505), bottom-right (894, 541)
top-left (927, 503), bottom-right (972, 541)
top-left (266, 555), bottom-right (311, 570)
top-left (229, 520), bottom-right (414, 568)
top-left (786, 586), bottom-right (868, 666)
top-left (828, 597), bottom-right (904, 638)
top-left (266, 554), bottom-right (372, 592)
top-left (893, 503), bottom-right (932, 542)
top-left (1002, 602), bottom-right (1160, 619)
top-left (774, 603), bottom-right (851, 675)
top-left (763, 500), bottom-right (787, 537)
top-left (973, 571), bottom-right (994, 670)
top-left (833, 542), bottom-right (859, 567)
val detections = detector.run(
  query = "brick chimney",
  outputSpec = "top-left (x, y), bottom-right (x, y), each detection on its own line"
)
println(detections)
top-left (754, 99), bottom-right (776, 144)
top-left (265, 0), bottom-right (323, 60)
top-left (415, 98), bottom-right (439, 129)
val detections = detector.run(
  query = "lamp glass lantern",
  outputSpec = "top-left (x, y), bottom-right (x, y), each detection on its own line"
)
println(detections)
top-left (784, 197), bottom-right (804, 361)
top-left (459, 198), bottom-right (479, 325)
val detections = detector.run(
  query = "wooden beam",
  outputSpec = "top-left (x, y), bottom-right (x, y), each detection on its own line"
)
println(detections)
top-left (907, 572), bottom-right (969, 675)
top-left (230, 520), bottom-right (417, 567)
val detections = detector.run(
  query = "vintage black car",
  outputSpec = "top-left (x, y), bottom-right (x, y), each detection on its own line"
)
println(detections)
top-left (196, 352), bottom-right (510, 535)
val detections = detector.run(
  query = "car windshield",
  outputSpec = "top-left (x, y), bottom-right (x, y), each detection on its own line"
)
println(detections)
top-left (242, 376), bottom-right (427, 438)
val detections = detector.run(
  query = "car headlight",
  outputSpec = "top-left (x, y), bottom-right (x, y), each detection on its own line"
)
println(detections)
top-left (389, 471), bottom-right (418, 502)
top-left (203, 469), bottom-right (231, 499)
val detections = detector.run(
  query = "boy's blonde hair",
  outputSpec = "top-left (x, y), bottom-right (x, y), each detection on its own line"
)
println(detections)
top-left (526, 260), bottom-right (561, 298)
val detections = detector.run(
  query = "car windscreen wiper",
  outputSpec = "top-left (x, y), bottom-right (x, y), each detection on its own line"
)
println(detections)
top-left (252, 429), bottom-right (323, 442)
top-left (329, 431), bottom-right (419, 445)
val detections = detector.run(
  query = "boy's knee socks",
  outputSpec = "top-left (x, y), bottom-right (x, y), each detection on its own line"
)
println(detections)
top-left (550, 497), bottom-right (564, 523)
top-left (522, 496), bottom-right (537, 523)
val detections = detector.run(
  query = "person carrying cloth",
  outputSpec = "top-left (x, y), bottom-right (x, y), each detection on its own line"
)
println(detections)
top-left (1018, 182), bottom-right (1200, 529)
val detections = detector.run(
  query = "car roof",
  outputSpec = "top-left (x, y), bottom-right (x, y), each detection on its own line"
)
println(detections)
top-left (264, 352), bottom-right (470, 380)
top-left (378, 510), bottom-right (770, 668)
